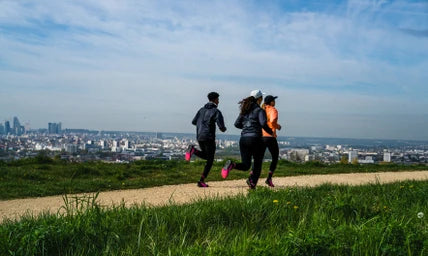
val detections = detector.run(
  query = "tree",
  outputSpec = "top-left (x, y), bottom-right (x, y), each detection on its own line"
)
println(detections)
top-left (340, 155), bottom-right (348, 164)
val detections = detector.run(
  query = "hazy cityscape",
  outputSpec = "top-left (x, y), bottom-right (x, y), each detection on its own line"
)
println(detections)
top-left (1, 116), bottom-right (427, 165)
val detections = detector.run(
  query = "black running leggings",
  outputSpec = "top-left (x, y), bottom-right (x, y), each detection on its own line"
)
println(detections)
top-left (262, 137), bottom-right (279, 173)
top-left (194, 140), bottom-right (216, 179)
top-left (234, 136), bottom-right (264, 184)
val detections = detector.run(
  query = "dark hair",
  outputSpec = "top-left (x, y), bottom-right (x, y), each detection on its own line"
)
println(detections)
top-left (207, 92), bottom-right (219, 101)
top-left (239, 96), bottom-right (256, 115)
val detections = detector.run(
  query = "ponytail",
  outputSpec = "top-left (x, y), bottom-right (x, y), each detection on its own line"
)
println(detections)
top-left (239, 96), bottom-right (256, 115)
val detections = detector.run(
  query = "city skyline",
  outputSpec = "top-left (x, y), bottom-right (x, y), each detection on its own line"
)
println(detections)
top-left (1, 1), bottom-right (427, 140)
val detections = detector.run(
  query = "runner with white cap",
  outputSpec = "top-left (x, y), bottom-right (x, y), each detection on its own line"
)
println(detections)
top-left (221, 90), bottom-right (273, 189)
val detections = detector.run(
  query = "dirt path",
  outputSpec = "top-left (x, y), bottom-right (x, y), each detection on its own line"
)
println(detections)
top-left (1, 171), bottom-right (428, 223)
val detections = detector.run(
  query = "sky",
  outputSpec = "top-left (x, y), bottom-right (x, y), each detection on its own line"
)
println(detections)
top-left (0, 0), bottom-right (427, 140)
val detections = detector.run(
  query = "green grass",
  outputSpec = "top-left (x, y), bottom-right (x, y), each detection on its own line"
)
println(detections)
top-left (0, 157), bottom-right (426, 200)
top-left (1, 180), bottom-right (427, 255)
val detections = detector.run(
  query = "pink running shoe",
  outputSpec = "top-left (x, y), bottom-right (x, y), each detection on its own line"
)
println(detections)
top-left (185, 145), bottom-right (195, 161)
top-left (221, 160), bottom-right (234, 179)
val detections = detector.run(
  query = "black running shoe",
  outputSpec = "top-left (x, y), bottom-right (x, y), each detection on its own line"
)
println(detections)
top-left (197, 181), bottom-right (209, 187)
top-left (246, 178), bottom-right (256, 189)
top-left (265, 178), bottom-right (274, 187)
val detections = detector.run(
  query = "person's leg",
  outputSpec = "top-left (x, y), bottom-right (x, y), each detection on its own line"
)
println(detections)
top-left (193, 141), bottom-right (207, 160)
top-left (267, 138), bottom-right (279, 177)
top-left (250, 137), bottom-right (264, 186)
top-left (200, 140), bottom-right (216, 181)
top-left (221, 137), bottom-right (252, 179)
top-left (234, 137), bottom-right (253, 171)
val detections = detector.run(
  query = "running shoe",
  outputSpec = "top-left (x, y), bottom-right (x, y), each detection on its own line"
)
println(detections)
top-left (185, 145), bottom-right (195, 161)
top-left (265, 178), bottom-right (275, 187)
top-left (246, 178), bottom-right (256, 189)
top-left (197, 181), bottom-right (209, 187)
top-left (221, 160), bottom-right (234, 179)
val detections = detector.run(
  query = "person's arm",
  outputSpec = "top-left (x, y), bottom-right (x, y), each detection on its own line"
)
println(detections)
top-left (259, 109), bottom-right (273, 135)
top-left (269, 108), bottom-right (280, 130)
top-left (191, 110), bottom-right (200, 126)
top-left (216, 110), bottom-right (227, 132)
top-left (234, 115), bottom-right (244, 129)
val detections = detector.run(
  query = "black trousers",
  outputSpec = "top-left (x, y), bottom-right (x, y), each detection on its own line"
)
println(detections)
top-left (234, 136), bottom-right (264, 184)
top-left (194, 140), bottom-right (216, 179)
top-left (262, 137), bottom-right (279, 173)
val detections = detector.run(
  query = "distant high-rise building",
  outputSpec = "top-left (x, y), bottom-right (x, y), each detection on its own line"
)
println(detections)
top-left (156, 132), bottom-right (163, 139)
top-left (383, 152), bottom-right (391, 162)
top-left (124, 140), bottom-right (130, 149)
top-left (4, 121), bottom-right (11, 134)
top-left (348, 150), bottom-right (358, 163)
top-left (48, 122), bottom-right (62, 134)
top-left (13, 117), bottom-right (21, 135)
top-left (0, 123), bottom-right (4, 134)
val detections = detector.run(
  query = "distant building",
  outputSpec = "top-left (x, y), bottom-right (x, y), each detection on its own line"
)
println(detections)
top-left (13, 117), bottom-right (21, 135)
top-left (123, 140), bottom-right (130, 149)
top-left (348, 150), bottom-right (358, 163)
top-left (4, 121), bottom-right (11, 135)
top-left (48, 122), bottom-right (62, 134)
top-left (99, 140), bottom-right (107, 149)
top-left (156, 132), bottom-right (163, 139)
top-left (383, 152), bottom-right (391, 162)
top-left (65, 144), bottom-right (78, 154)
top-left (0, 123), bottom-right (4, 134)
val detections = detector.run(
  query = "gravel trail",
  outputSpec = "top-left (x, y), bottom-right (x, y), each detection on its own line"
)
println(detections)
top-left (1, 171), bottom-right (427, 222)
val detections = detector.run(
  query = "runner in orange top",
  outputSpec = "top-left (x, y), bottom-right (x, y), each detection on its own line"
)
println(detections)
top-left (262, 95), bottom-right (282, 187)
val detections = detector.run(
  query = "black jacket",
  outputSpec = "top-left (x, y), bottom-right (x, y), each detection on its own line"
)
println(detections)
top-left (234, 102), bottom-right (273, 137)
top-left (192, 102), bottom-right (227, 141)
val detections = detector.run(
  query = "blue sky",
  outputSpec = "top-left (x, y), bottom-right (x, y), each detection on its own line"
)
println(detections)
top-left (1, 0), bottom-right (427, 140)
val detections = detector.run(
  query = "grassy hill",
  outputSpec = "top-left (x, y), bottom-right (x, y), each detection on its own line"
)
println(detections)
top-left (1, 180), bottom-right (427, 255)
top-left (0, 157), bottom-right (426, 200)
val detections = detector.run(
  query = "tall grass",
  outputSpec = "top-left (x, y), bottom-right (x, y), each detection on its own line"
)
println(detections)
top-left (0, 159), bottom-right (426, 200)
top-left (1, 180), bottom-right (427, 255)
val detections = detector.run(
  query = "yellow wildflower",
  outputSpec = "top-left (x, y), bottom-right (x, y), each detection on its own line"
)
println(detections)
top-left (273, 200), bottom-right (279, 203)
top-left (294, 205), bottom-right (299, 210)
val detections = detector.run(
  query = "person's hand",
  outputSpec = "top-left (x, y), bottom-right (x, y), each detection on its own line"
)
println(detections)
top-left (277, 124), bottom-right (282, 130)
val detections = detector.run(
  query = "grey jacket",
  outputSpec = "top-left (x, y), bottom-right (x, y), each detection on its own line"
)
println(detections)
top-left (192, 102), bottom-right (227, 141)
top-left (234, 102), bottom-right (273, 137)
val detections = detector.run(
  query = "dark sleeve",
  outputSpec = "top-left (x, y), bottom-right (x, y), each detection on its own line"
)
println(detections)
top-left (234, 115), bottom-right (244, 129)
top-left (258, 109), bottom-right (273, 135)
top-left (192, 110), bottom-right (200, 126)
top-left (216, 110), bottom-right (227, 132)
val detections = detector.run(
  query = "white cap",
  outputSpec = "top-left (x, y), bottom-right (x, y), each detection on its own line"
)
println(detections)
top-left (250, 89), bottom-right (265, 99)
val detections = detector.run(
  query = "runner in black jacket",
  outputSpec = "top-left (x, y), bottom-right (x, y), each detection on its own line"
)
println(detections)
top-left (221, 90), bottom-right (273, 189)
top-left (185, 92), bottom-right (227, 187)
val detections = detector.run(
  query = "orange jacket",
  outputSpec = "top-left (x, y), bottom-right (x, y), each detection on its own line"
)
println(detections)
top-left (262, 105), bottom-right (279, 137)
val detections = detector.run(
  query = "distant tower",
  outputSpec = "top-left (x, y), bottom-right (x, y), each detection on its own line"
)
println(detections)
top-left (48, 122), bottom-right (61, 134)
top-left (4, 121), bottom-right (11, 134)
top-left (383, 152), bottom-right (391, 162)
top-left (124, 140), bottom-right (130, 149)
top-left (348, 150), bottom-right (358, 163)
top-left (13, 117), bottom-right (21, 135)
top-left (0, 123), bottom-right (4, 134)
top-left (48, 123), bottom-right (56, 134)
